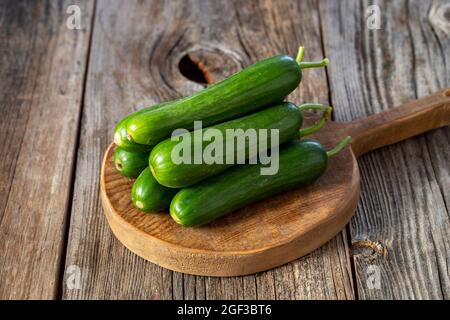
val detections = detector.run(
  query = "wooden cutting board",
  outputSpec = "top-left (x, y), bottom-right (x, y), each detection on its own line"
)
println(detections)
top-left (100, 89), bottom-right (450, 276)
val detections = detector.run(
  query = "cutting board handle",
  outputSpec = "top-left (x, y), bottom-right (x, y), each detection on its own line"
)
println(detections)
top-left (346, 88), bottom-right (450, 157)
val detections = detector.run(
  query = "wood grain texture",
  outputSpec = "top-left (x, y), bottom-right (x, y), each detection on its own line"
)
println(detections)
top-left (320, 0), bottom-right (450, 299)
top-left (346, 89), bottom-right (450, 157)
top-left (0, 0), bottom-right (94, 299)
top-left (63, 0), bottom-right (355, 299)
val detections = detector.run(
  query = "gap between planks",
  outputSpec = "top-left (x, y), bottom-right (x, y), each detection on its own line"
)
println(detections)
top-left (56, 0), bottom-right (98, 300)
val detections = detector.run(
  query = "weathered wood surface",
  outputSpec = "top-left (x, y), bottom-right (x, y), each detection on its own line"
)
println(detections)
top-left (1, 0), bottom-right (448, 300)
top-left (62, 0), bottom-right (354, 299)
top-left (0, 0), bottom-right (94, 299)
top-left (320, 0), bottom-right (450, 299)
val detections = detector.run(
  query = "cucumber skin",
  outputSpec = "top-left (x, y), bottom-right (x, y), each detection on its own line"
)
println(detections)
top-left (128, 55), bottom-right (301, 145)
top-left (114, 102), bottom-right (171, 152)
top-left (131, 167), bottom-right (179, 213)
top-left (170, 140), bottom-right (328, 227)
top-left (113, 147), bottom-right (149, 178)
top-left (114, 110), bottom-right (153, 152)
top-left (150, 102), bottom-right (303, 188)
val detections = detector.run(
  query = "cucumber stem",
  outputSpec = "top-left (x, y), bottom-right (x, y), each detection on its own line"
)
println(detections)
top-left (298, 104), bottom-right (332, 137)
top-left (327, 136), bottom-right (352, 158)
top-left (298, 103), bottom-right (328, 111)
top-left (295, 46), bottom-right (305, 64)
top-left (295, 46), bottom-right (329, 69)
top-left (299, 58), bottom-right (329, 69)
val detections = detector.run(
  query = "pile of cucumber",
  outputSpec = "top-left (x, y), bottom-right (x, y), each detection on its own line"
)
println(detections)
top-left (113, 46), bottom-right (351, 227)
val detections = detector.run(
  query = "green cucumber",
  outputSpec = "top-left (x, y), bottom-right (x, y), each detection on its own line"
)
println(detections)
top-left (127, 49), bottom-right (328, 145)
top-left (114, 110), bottom-right (154, 152)
top-left (170, 137), bottom-right (351, 226)
top-left (150, 102), bottom-right (332, 188)
top-left (131, 167), bottom-right (179, 212)
top-left (113, 147), bottom-right (149, 178)
top-left (150, 102), bottom-right (320, 188)
top-left (114, 101), bottom-right (173, 152)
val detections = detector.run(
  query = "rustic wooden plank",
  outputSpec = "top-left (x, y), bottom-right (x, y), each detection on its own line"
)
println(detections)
top-left (320, 0), bottom-right (449, 299)
top-left (63, 0), bottom-right (354, 299)
top-left (0, 0), bottom-right (94, 299)
top-left (62, 0), bottom-right (176, 299)
top-left (233, 0), bottom-right (355, 300)
top-left (291, 230), bottom-right (355, 299)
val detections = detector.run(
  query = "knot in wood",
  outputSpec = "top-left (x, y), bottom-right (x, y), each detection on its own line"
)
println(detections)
top-left (350, 239), bottom-right (388, 261)
top-left (179, 49), bottom-right (242, 85)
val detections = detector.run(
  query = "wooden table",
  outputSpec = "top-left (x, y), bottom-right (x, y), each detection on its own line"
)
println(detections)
top-left (1, 0), bottom-right (449, 300)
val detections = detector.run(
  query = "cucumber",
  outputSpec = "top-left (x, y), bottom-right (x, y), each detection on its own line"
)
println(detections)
top-left (114, 110), bottom-right (154, 152)
top-left (114, 101), bottom-right (172, 152)
top-left (131, 167), bottom-right (179, 212)
top-left (127, 50), bottom-right (328, 145)
top-left (113, 147), bottom-right (149, 178)
top-left (170, 137), bottom-right (351, 226)
top-left (150, 102), bottom-right (302, 188)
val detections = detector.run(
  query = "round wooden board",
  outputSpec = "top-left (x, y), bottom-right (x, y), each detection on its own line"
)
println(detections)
top-left (100, 129), bottom-right (361, 276)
